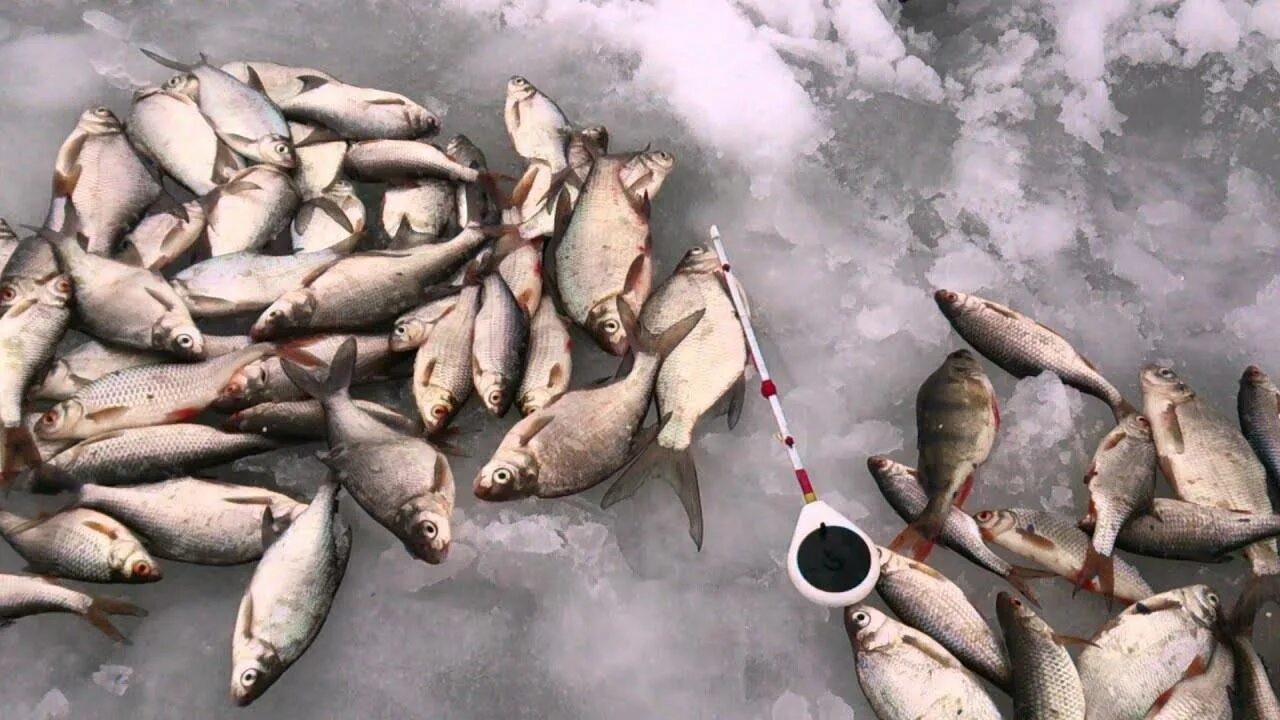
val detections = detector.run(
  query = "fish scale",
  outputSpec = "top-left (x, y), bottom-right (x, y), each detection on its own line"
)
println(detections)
top-left (174, 248), bottom-right (341, 318)
top-left (0, 508), bottom-right (158, 583)
top-left (1147, 641), bottom-right (1233, 720)
top-left (415, 285), bottom-right (480, 433)
top-left (516, 297), bottom-right (572, 415)
top-left (1238, 365), bottom-right (1280, 490)
top-left (0, 274), bottom-right (71, 426)
top-left (472, 274), bottom-right (528, 416)
top-left (1085, 497), bottom-right (1280, 562)
top-left (222, 334), bottom-right (392, 408)
top-left (996, 592), bottom-right (1086, 720)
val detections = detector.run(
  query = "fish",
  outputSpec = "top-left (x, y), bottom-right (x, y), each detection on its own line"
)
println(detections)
top-left (496, 236), bottom-right (542, 316)
top-left (221, 61), bottom-right (338, 105)
top-left (202, 164), bottom-right (301, 256)
top-left (116, 198), bottom-right (207, 271)
top-left (1080, 497), bottom-right (1280, 563)
top-left (390, 292), bottom-right (461, 352)
top-left (43, 106), bottom-right (162, 254)
top-left (31, 424), bottom-right (281, 491)
top-left (934, 290), bottom-right (1134, 420)
top-left (1078, 412), bottom-right (1156, 596)
top-left (446, 134), bottom-right (494, 227)
top-left (515, 297), bottom-right (572, 416)
top-left (382, 179), bottom-right (457, 248)
top-left (504, 76), bottom-right (571, 172)
top-left (0, 273), bottom-right (72, 428)
top-left (295, 141), bottom-right (349, 202)
top-left (225, 399), bottom-right (419, 441)
top-left (291, 180), bottom-right (364, 253)
top-left (1238, 364), bottom-right (1280, 489)
top-left (513, 126), bottom-right (611, 241)
top-left (619, 149), bottom-right (676, 200)
top-left (203, 334), bottom-right (256, 357)
top-left (250, 227), bottom-right (488, 338)
top-left (344, 139), bottom-right (493, 185)
top-left (867, 455), bottom-right (1052, 603)
top-left (32, 341), bottom-right (168, 401)
top-left (0, 237), bottom-right (58, 309)
top-left (474, 302), bottom-right (702, 503)
top-left (472, 274), bottom-right (529, 416)
top-left (218, 334), bottom-right (394, 409)
top-left (126, 85), bottom-right (243, 194)
top-left (995, 592), bottom-right (1088, 720)
top-left (76, 478), bottom-right (305, 565)
top-left (843, 605), bottom-right (1001, 720)
top-left (1230, 633), bottom-right (1280, 720)
top-left (140, 50), bottom-right (295, 168)
top-left (172, 247), bottom-right (341, 318)
top-left (276, 75), bottom-right (438, 140)
top-left (41, 225), bottom-right (203, 358)
top-left (1143, 640), bottom-right (1234, 720)
top-left (415, 285), bottom-right (480, 434)
top-left (281, 339), bottom-right (454, 563)
top-left (974, 508), bottom-right (1153, 603)
top-left (0, 218), bottom-right (20, 272)
top-left (0, 573), bottom-right (146, 643)
top-left (34, 343), bottom-right (276, 440)
top-left (0, 508), bottom-right (160, 583)
top-left (567, 125), bottom-right (609, 188)
top-left (889, 349), bottom-right (998, 561)
top-left (600, 245), bottom-right (746, 549)
top-left (1077, 585), bottom-right (1221, 720)
top-left (875, 546), bottom-right (1011, 691)
top-left (231, 479), bottom-right (350, 706)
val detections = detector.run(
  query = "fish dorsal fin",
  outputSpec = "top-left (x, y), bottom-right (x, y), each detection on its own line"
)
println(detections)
top-left (144, 286), bottom-right (177, 312)
top-left (312, 197), bottom-right (356, 234)
top-left (82, 519), bottom-right (118, 540)
top-left (296, 75), bottom-right (331, 94)
top-left (243, 65), bottom-right (267, 94)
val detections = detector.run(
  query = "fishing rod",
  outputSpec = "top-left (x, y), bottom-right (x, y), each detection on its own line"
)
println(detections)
top-left (709, 226), bottom-right (879, 607)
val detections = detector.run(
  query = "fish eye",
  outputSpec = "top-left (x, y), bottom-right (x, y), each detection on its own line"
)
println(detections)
top-left (240, 669), bottom-right (259, 686)
top-left (1136, 416), bottom-right (1150, 428)
top-left (40, 409), bottom-right (59, 426)
top-left (132, 561), bottom-right (152, 577)
top-left (175, 334), bottom-right (194, 348)
top-left (394, 325), bottom-right (407, 336)
top-left (94, 106), bottom-right (111, 116)
top-left (690, 247), bottom-right (704, 254)
top-left (493, 468), bottom-right (513, 484)
top-left (55, 278), bottom-right (72, 294)
top-left (852, 611), bottom-right (870, 627)
top-left (1206, 592), bottom-right (1219, 606)
top-left (267, 309), bottom-right (281, 319)
top-left (274, 142), bottom-right (289, 155)
top-left (657, 151), bottom-right (672, 161)
top-left (1010, 598), bottom-right (1022, 608)
top-left (511, 76), bottom-right (527, 85)
top-left (975, 510), bottom-right (993, 522)
top-left (1158, 368), bottom-right (1175, 379)
top-left (488, 390), bottom-right (503, 406)
top-left (0, 286), bottom-right (16, 302)
top-left (166, 75), bottom-right (183, 88)
top-left (602, 319), bottom-right (620, 333)
top-left (422, 521), bottom-right (437, 539)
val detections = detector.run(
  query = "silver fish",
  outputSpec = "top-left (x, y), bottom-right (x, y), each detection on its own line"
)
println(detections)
top-left (225, 398), bottom-right (419, 441)
top-left (496, 237), bottom-right (542, 316)
top-left (282, 339), bottom-right (454, 563)
top-left (344, 139), bottom-right (485, 184)
top-left (202, 164), bottom-right (301, 256)
top-left (1239, 364), bottom-right (1280, 490)
top-left (0, 508), bottom-right (160, 583)
top-left (0, 273), bottom-right (71, 427)
top-left (381, 179), bottom-right (456, 248)
top-left (77, 478), bottom-right (305, 565)
top-left (472, 274), bottom-right (528, 417)
top-left (0, 573), bottom-right (146, 643)
top-left (126, 85), bottom-right (243, 194)
top-left (277, 75), bottom-right (438, 140)
top-left (1078, 412), bottom-right (1156, 596)
top-left (1231, 634), bottom-right (1280, 720)
top-left (995, 592), bottom-right (1087, 720)
top-left (173, 247), bottom-right (341, 318)
top-left (843, 605), bottom-right (1001, 720)
top-left (116, 198), bottom-right (207, 271)
top-left (415, 285), bottom-right (480, 434)
top-left (221, 61), bottom-right (338, 105)
top-left (516, 297), bottom-right (572, 416)
top-left (504, 76), bottom-right (571, 172)
top-left (1080, 497), bottom-right (1280, 563)
top-left (141, 50), bottom-right (295, 168)
top-left (32, 341), bottom-right (168, 401)
top-left (1, 237), bottom-right (59, 309)
top-left (1145, 640), bottom-right (1233, 720)
top-left (446, 134), bottom-right (494, 227)
top-left (291, 179), bottom-right (363, 253)
top-left (218, 334), bottom-right (393, 409)
top-left (619, 150), bottom-right (676, 200)
top-left (0, 218), bottom-right (19, 272)
top-left (295, 139), bottom-right (349, 201)
top-left (390, 292), bottom-right (461, 352)
top-left (231, 480), bottom-right (349, 706)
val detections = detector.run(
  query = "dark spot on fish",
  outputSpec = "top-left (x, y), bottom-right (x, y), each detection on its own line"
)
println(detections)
top-left (1134, 602), bottom-right (1152, 614)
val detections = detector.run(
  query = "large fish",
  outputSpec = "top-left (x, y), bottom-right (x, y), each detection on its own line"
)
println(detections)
top-left (202, 164), bottom-right (301, 256)
top-left (344, 140), bottom-right (490, 184)
top-left (935, 290), bottom-right (1134, 420)
top-left (277, 75), bottom-right (438, 140)
top-left (0, 273), bottom-right (71, 428)
top-left (116, 198), bottom-right (207, 271)
top-left (1238, 364), bottom-right (1280, 489)
top-left (472, 274), bottom-right (528, 417)
top-left (282, 339), bottom-right (454, 564)
top-left (995, 592), bottom-right (1087, 720)
top-left (225, 399), bottom-right (418, 441)
top-left (1078, 412), bottom-right (1156, 596)
top-left (1080, 497), bottom-right (1280, 563)
top-left (381, 179), bottom-right (456, 248)
top-left (446, 134), bottom-right (494, 228)
top-left (414, 285), bottom-right (480, 434)
top-left (0, 573), bottom-right (146, 643)
top-left (843, 605), bottom-right (1001, 720)
top-left (1144, 640), bottom-right (1233, 720)
top-left (291, 180), bottom-right (363, 253)
top-left (504, 76), bottom-right (571, 172)
top-left (221, 61), bottom-right (337, 105)
top-left (601, 245), bottom-right (746, 550)
top-left (390, 292), bottom-right (460, 352)
top-left (231, 480), bottom-right (350, 706)
top-left (0, 508), bottom-right (160, 583)
top-left (890, 349), bottom-right (997, 561)
top-left (126, 85), bottom-right (243, 194)
top-left (32, 340), bottom-right (168, 401)
top-left (172, 247), bottom-right (341, 318)
top-left (43, 107), bottom-right (161, 254)
top-left (140, 50), bottom-right (295, 168)
top-left (76, 478), bottom-right (305, 565)
top-left (515, 297), bottom-right (572, 416)
top-left (219, 334), bottom-right (393, 409)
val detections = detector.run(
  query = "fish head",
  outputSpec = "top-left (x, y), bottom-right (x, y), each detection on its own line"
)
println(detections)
top-left (942, 348), bottom-right (985, 378)
top-left (445, 134), bottom-right (485, 168)
top-left (256, 134), bottom-right (297, 170)
top-left (875, 546), bottom-right (914, 577)
top-left (996, 591), bottom-right (1050, 636)
top-left (1179, 584), bottom-right (1221, 628)
top-left (39, 274), bottom-right (73, 307)
top-left (397, 495), bottom-right (452, 564)
top-left (586, 299), bottom-right (629, 356)
top-left (405, 106), bottom-right (440, 138)
top-left (163, 72), bottom-right (199, 99)
top-left (35, 400), bottom-right (84, 440)
top-left (506, 75), bottom-right (537, 103)
top-left (110, 541), bottom-right (161, 583)
top-left (1241, 365), bottom-right (1278, 392)
top-left (1118, 412), bottom-right (1152, 440)
top-left (1140, 364), bottom-right (1194, 402)
top-left (417, 386), bottom-right (461, 435)
top-left (674, 245), bottom-right (720, 275)
top-left (231, 639), bottom-right (284, 707)
top-left (578, 125), bottom-right (609, 155)
top-left (475, 371), bottom-right (515, 416)
top-left (77, 105), bottom-right (124, 134)
top-left (218, 361), bottom-right (270, 407)
top-left (517, 388), bottom-right (555, 416)
top-left (391, 318), bottom-right (427, 351)
top-left (32, 359), bottom-right (75, 398)
top-left (251, 291), bottom-right (316, 340)
top-left (971, 509), bottom-right (1015, 541)
top-left (932, 289), bottom-right (981, 319)
top-left (844, 605), bottom-right (895, 652)
top-left (474, 447), bottom-right (538, 501)
top-left (154, 315), bottom-right (204, 359)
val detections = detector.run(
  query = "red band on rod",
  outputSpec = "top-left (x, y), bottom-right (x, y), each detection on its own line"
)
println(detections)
top-left (795, 468), bottom-right (815, 496)
top-left (784, 436), bottom-right (795, 447)
top-left (761, 380), bottom-right (777, 397)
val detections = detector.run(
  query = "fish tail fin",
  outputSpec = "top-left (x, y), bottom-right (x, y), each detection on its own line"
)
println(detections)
top-left (888, 523), bottom-right (937, 563)
top-left (1074, 546), bottom-right (1116, 599)
top-left (952, 473), bottom-right (975, 509)
top-left (602, 437), bottom-right (703, 551)
top-left (138, 47), bottom-right (192, 72)
top-left (1230, 571), bottom-right (1280, 635)
top-left (85, 595), bottom-right (147, 644)
top-left (1006, 566), bottom-right (1053, 608)
top-left (1113, 397), bottom-right (1138, 421)
top-left (280, 337), bottom-right (356, 403)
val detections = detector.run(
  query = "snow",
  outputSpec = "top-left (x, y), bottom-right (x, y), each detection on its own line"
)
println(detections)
top-left (0, 0), bottom-right (1277, 717)
top-left (90, 665), bottom-right (133, 697)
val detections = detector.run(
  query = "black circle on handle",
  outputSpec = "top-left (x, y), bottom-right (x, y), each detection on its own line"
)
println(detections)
top-left (796, 524), bottom-right (874, 593)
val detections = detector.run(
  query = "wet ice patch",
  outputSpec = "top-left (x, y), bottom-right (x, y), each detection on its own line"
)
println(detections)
top-left (91, 665), bottom-right (134, 697)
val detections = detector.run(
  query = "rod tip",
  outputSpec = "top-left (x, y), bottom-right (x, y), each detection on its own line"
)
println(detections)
top-left (708, 225), bottom-right (720, 240)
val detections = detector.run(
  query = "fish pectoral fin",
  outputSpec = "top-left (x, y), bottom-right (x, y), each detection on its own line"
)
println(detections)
top-left (546, 363), bottom-right (566, 390)
top-left (211, 142), bottom-right (243, 184)
top-left (143, 286), bottom-right (177, 312)
top-left (242, 65), bottom-right (267, 94)
top-left (298, 259), bottom-right (342, 287)
top-left (220, 178), bottom-right (264, 196)
top-left (223, 496), bottom-right (274, 506)
top-left (513, 414), bottom-right (554, 447)
top-left (81, 520), bottom-right (119, 540)
top-left (260, 507), bottom-right (280, 548)
top-left (1051, 633), bottom-right (1100, 649)
top-left (236, 592), bottom-right (255, 639)
top-left (509, 165), bottom-right (539, 210)
top-left (1132, 596), bottom-right (1184, 615)
top-left (1162, 405), bottom-right (1185, 453)
top-left (84, 406), bottom-right (130, 423)
top-left (725, 375), bottom-right (745, 431)
top-left (1013, 527), bottom-right (1057, 551)
top-left (296, 74), bottom-right (331, 94)
top-left (900, 633), bottom-right (960, 669)
top-left (139, 47), bottom-right (193, 72)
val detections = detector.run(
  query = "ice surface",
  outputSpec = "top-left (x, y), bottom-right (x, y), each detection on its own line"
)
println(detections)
top-left (90, 665), bottom-right (133, 697)
top-left (0, 0), bottom-right (1277, 717)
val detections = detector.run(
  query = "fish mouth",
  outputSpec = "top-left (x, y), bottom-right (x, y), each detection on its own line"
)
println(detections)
top-left (1244, 365), bottom-right (1266, 382)
top-left (933, 289), bottom-right (962, 316)
top-left (866, 456), bottom-right (890, 473)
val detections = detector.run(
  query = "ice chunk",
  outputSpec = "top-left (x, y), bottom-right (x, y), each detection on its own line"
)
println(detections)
top-left (815, 691), bottom-right (856, 720)
top-left (771, 690), bottom-right (812, 720)
top-left (29, 689), bottom-right (69, 720)
top-left (1175, 0), bottom-right (1242, 62)
top-left (82, 10), bottom-right (132, 41)
top-left (91, 665), bottom-right (134, 696)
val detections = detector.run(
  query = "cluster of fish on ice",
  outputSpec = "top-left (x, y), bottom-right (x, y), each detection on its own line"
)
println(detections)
top-left (0, 50), bottom-right (750, 706)
top-left (847, 290), bottom-right (1280, 718)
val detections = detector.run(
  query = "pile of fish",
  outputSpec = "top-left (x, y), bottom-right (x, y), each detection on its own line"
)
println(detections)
top-left (0, 51), bottom-right (750, 705)
top-left (848, 290), bottom-right (1280, 718)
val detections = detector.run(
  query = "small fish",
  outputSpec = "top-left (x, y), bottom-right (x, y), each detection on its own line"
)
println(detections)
top-left (291, 180), bottom-right (363, 253)
top-left (344, 140), bottom-right (488, 184)
top-left (35, 344), bottom-right (275, 440)
top-left (0, 237), bottom-right (58, 309)
top-left (446, 134), bottom-right (494, 227)
top-left (0, 273), bottom-right (72, 428)
top-left (282, 339), bottom-right (454, 564)
top-left (567, 125), bottom-right (609, 188)
top-left (415, 285), bottom-right (480, 434)
top-left (219, 334), bottom-right (394, 409)
top-left (890, 349), bottom-right (998, 561)
top-left (126, 85), bottom-right (243, 194)
top-left (231, 480), bottom-right (350, 706)
top-left (0, 218), bottom-right (20, 272)
top-left (472, 274), bottom-right (528, 417)
top-left (619, 149), bottom-right (676, 200)
top-left (1144, 640), bottom-right (1233, 720)
top-left (41, 225), bottom-right (203, 358)
top-left (0, 573), bottom-right (146, 643)
top-left (843, 605), bottom-right (1001, 720)
top-left (935, 290), bottom-right (1134, 420)
top-left (390, 293), bottom-right (460, 352)
top-left (474, 302), bottom-right (702, 501)
top-left (202, 164), bottom-right (301, 256)
top-left (221, 61), bottom-right (338, 105)
top-left (116, 198), bottom-right (207, 271)
top-left (43, 106), bottom-right (161, 254)
top-left (1080, 497), bottom-right (1280, 563)
top-left (0, 508), bottom-right (160, 583)
top-left (1077, 585), bottom-right (1221, 720)
top-left (1238, 365), bottom-right (1280, 489)
top-left (516, 297), bottom-right (572, 416)
top-left (277, 75), bottom-right (438, 140)
top-left (975, 508), bottom-right (1153, 603)
top-left (1078, 413), bottom-right (1156, 596)
top-left (32, 342), bottom-right (164, 401)
top-left (875, 546), bottom-right (1011, 691)
top-left (172, 247), bottom-right (341, 318)
top-left (496, 236), bottom-right (542, 316)
top-left (76, 478), bottom-right (305, 565)
top-left (995, 592), bottom-right (1087, 720)
top-left (381, 179), bottom-right (456, 248)
top-left (1230, 633), bottom-right (1280, 720)
top-left (140, 50), bottom-right (295, 168)
top-left (504, 76), bottom-right (571, 172)
top-left (225, 398), bottom-right (419, 441)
